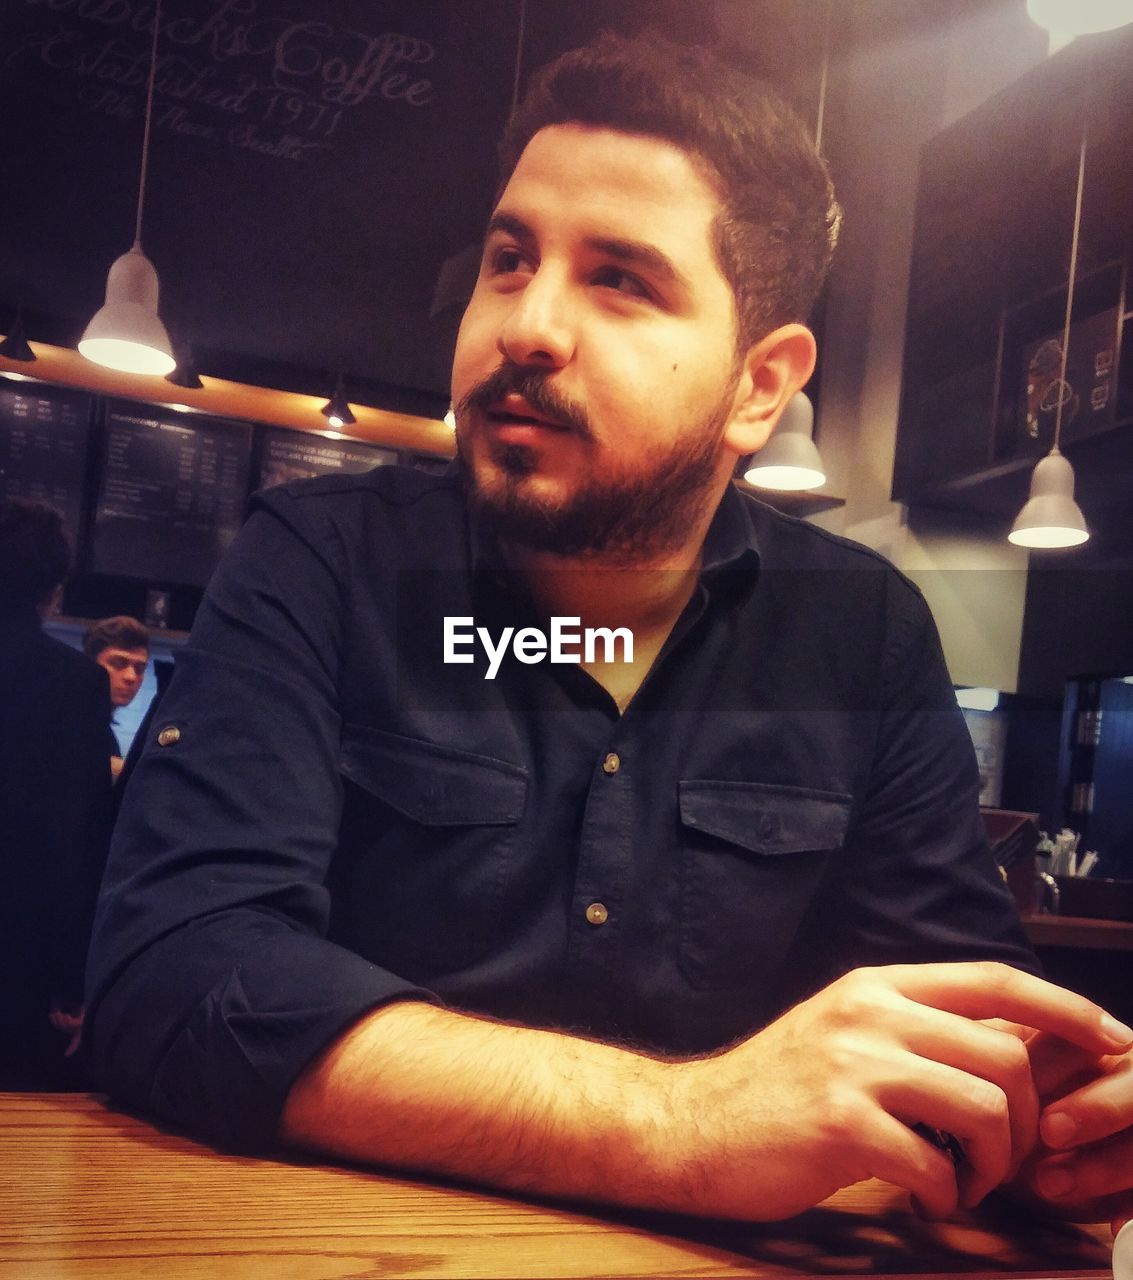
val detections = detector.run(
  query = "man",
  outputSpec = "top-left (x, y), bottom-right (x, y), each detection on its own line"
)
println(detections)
top-left (0, 498), bottom-right (112, 1086)
top-left (86, 34), bottom-right (1133, 1228)
top-left (82, 615), bottom-right (149, 778)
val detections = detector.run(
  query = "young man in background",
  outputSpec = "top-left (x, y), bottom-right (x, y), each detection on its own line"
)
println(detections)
top-left (83, 615), bottom-right (149, 778)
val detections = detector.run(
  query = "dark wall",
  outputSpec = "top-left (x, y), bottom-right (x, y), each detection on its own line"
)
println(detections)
top-left (1016, 530), bottom-right (1133, 699)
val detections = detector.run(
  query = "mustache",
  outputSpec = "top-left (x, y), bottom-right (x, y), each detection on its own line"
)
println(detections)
top-left (457, 366), bottom-right (593, 442)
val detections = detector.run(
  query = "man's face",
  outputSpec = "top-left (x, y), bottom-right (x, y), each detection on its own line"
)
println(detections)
top-left (451, 124), bottom-right (750, 562)
top-left (96, 646), bottom-right (148, 708)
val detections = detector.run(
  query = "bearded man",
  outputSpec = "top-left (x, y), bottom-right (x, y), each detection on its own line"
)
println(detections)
top-left (88, 34), bottom-right (1133, 1230)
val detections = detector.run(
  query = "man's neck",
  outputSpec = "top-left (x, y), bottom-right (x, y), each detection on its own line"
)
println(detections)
top-left (498, 504), bottom-right (720, 713)
top-left (502, 544), bottom-right (699, 634)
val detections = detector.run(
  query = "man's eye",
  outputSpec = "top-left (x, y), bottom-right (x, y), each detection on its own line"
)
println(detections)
top-left (592, 266), bottom-right (651, 300)
top-left (487, 246), bottom-right (529, 276)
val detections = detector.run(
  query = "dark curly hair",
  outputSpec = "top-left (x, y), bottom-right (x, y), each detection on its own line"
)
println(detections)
top-left (497, 31), bottom-right (841, 351)
top-left (0, 497), bottom-right (71, 608)
top-left (83, 614), bottom-right (150, 659)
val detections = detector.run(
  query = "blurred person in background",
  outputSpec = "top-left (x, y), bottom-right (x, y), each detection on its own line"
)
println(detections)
top-left (0, 498), bottom-right (112, 1087)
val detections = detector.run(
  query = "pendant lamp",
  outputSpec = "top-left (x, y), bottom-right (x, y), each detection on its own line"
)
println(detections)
top-left (78, 0), bottom-right (174, 376)
top-left (1008, 123), bottom-right (1091, 550)
top-left (744, 392), bottom-right (826, 491)
top-left (320, 372), bottom-right (356, 428)
top-left (1026, 0), bottom-right (1133, 36)
top-left (744, 7), bottom-right (831, 494)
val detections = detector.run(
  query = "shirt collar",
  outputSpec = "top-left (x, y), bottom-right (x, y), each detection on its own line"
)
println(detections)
top-left (699, 481), bottom-right (761, 575)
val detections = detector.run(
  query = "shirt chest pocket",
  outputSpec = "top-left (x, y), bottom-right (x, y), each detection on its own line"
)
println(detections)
top-left (677, 780), bottom-right (852, 991)
top-left (335, 725), bottom-right (528, 978)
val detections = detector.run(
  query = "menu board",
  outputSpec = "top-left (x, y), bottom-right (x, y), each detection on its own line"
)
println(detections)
top-left (92, 404), bottom-right (252, 586)
top-left (0, 381), bottom-right (90, 539)
top-left (258, 427), bottom-right (398, 488)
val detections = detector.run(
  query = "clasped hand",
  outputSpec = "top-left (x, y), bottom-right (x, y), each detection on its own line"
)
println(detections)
top-left (667, 963), bottom-right (1133, 1229)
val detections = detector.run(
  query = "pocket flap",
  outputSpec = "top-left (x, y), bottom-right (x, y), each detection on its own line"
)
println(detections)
top-left (679, 780), bottom-right (851, 855)
top-left (340, 725), bottom-right (527, 825)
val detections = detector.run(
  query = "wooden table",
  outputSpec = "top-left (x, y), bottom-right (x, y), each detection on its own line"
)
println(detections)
top-left (0, 1093), bottom-right (1116, 1279)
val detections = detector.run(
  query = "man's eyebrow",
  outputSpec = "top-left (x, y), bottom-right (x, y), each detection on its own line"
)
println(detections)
top-left (585, 235), bottom-right (689, 292)
top-left (485, 213), bottom-right (690, 293)
top-left (485, 211), bottom-right (536, 246)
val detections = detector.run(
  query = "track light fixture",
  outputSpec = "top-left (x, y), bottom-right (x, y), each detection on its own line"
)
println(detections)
top-left (165, 345), bottom-right (203, 390)
top-left (0, 308), bottom-right (36, 362)
top-left (320, 372), bottom-right (356, 428)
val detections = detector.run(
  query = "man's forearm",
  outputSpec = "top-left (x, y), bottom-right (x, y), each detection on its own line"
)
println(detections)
top-left (279, 966), bottom-right (1133, 1225)
top-left (279, 1000), bottom-right (681, 1211)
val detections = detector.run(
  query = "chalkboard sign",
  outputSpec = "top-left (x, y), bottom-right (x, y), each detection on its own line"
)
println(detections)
top-left (0, 381), bottom-right (91, 540)
top-left (258, 426), bottom-right (398, 488)
top-left (92, 404), bottom-right (252, 586)
top-left (0, 0), bottom-right (519, 397)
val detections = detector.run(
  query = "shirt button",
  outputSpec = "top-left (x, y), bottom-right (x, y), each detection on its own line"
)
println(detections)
top-left (602, 752), bottom-right (621, 775)
top-left (585, 902), bottom-right (609, 926)
top-left (157, 726), bottom-right (181, 747)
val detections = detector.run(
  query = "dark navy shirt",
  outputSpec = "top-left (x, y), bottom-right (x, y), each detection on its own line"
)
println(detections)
top-left (86, 465), bottom-right (1035, 1151)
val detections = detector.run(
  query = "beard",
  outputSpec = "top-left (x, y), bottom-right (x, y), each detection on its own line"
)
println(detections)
top-left (455, 366), bottom-right (735, 565)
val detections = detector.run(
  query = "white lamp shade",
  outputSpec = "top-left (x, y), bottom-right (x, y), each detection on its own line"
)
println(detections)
top-left (1026, 0), bottom-right (1133, 34)
top-left (79, 246), bottom-right (175, 376)
top-left (744, 392), bottom-right (826, 492)
top-left (1008, 451), bottom-right (1089, 548)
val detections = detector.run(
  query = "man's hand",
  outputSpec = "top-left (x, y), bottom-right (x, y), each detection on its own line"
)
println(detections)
top-left (662, 963), bottom-right (1131, 1221)
top-left (1006, 1031), bottom-right (1133, 1234)
top-left (281, 963), bottom-right (1131, 1225)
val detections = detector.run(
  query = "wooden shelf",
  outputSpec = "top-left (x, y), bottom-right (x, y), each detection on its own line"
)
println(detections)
top-left (0, 341), bottom-right (455, 457)
top-left (899, 422), bottom-right (1133, 523)
top-left (1023, 912), bottom-right (1133, 951)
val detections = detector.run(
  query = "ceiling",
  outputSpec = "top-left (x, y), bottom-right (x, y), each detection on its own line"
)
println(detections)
top-left (1, 0), bottom-right (980, 416)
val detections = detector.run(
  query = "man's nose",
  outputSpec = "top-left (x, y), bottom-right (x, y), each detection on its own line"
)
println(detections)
top-left (496, 268), bottom-right (575, 369)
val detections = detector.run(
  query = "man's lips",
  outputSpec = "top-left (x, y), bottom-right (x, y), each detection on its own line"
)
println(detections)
top-left (484, 396), bottom-right (570, 432)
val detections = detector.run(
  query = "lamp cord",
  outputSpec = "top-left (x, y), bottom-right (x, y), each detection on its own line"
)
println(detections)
top-left (134, 0), bottom-right (162, 248)
top-left (510, 0), bottom-right (527, 118)
top-left (1053, 118), bottom-right (1088, 453)
top-left (815, 0), bottom-right (832, 153)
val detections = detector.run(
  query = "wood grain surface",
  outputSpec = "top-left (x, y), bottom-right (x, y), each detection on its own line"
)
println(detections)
top-left (0, 1092), bottom-right (1115, 1279)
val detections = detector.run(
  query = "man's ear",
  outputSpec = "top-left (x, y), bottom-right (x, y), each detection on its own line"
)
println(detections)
top-left (722, 324), bottom-right (817, 458)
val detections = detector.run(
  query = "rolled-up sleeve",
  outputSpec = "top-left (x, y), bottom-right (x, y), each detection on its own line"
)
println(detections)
top-left (86, 491), bottom-right (434, 1151)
